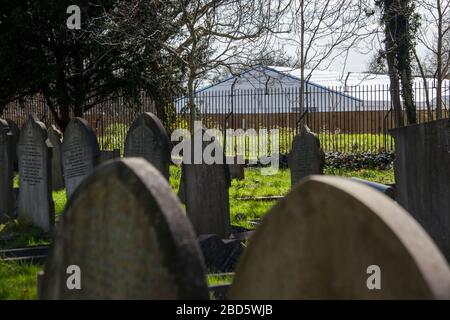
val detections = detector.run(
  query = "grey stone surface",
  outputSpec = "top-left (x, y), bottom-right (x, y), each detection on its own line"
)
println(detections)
top-left (391, 119), bottom-right (450, 261)
top-left (41, 158), bottom-right (209, 299)
top-left (351, 177), bottom-right (396, 200)
top-left (99, 149), bottom-right (119, 163)
top-left (17, 114), bottom-right (54, 231)
top-left (227, 156), bottom-right (245, 180)
top-left (289, 125), bottom-right (324, 187)
top-left (62, 118), bottom-right (100, 199)
top-left (198, 234), bottom-right (244, 273)
top-left (182, 132), bottom-right (231, 238)
top-left (229, 176), bottom-right (450, 299)
top-left (6, 119), bottom-right (19, 171)
top-left (0, 119), bottom-right (15, 221)
top-left (48, 125), bottom-right (64, 190)
top-left (124, 112), bottom-right (170, 179)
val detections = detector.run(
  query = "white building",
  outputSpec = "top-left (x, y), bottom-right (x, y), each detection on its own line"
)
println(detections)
top-left (176, 66), bottom-right (450, 114)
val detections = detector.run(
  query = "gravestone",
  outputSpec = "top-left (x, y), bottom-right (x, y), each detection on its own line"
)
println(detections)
top-left (17, 114), bottom-right (54, 231)
top-left (62, 118), bottom-right (100, 199)
top-left (182, 131), bottom-right (231, 238)
top-left (124, 112), bottom-right (171, 179)
top-left (229, 176), bottom-right (450, 299)
top-left (289, 125), bottom-right (324, 187)
top-left (48, 125), bottom-right (64, 190)
top-left (0, 119), bottom-right (14, 221)
top-left (6, 119), bottom-right (20, 171)
top-left (41, 158), bottom-right (208, 300)
top-left (391, 119), bottom-right (450, 261)
top-left (227, 156), bottom-right (245, 180)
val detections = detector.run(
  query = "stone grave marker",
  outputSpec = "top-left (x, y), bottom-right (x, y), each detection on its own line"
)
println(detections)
top-left (182, 131), bottom-right (231, 238)
top-left (226, 155), bottom-right (245, 180)
top-left (17, 114), bottom-right (54, 231)
top-left (289, 125), bottom-right (324, 187)
top-left (62, 118), bottom-right (100, 199)
top-left (48, 125), bottom-right (64, 190)
top-left (40, 158), bottom-right (208, 299)
top-left (0, 119), bottom-right (14, 221)
top-left (6, 119), bottom-right (20, 171)
top-left (229, 176), bottom-right (450, 299)
top-left (124, 112), bottom-right (171, 179)
top-left (392, 119), bottom-right (450, 261)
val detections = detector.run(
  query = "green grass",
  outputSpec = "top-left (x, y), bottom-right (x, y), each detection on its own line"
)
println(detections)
top-left (0, 261), bottom-right (41, 300)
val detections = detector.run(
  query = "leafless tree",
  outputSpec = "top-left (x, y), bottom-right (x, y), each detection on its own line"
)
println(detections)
top-left (280, 0), bottom-right (374, 120)
top-left (95, 0), bottom-right (291, 130)
top-left (415, 0), bottom-right (450, 119)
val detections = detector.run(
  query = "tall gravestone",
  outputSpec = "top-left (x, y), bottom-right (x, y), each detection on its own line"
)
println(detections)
top-left (124, 112), bottom-right (171, 179)
top-left (181, 130), bottom-right (231, 238)
top-left (6, 119), bottom-right (20, 171)
top-left (289, 125), bottom-right (324, 187)
top-left (391, 119), bottom-right (450, 261)
top-left (229, 176), bottom-right (450, 299)
top-left (0, 119), bottom-right (14, 221)
top-left (48, 125), bottom-right (65, 190)
top-left (17, 114), bottom-right (54, 231)
top-left (41, 158), bottom-right (208, 300)
top-left (62, 118), bottom-right (100, 199)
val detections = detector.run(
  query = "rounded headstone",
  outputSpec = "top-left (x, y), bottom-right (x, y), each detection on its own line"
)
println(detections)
top-left (62, 118), bottom-right (100, 198)
top-left (229, 176), bottom-right (450, 299)
top-left (124, 112), bottom-right (171, 179)
top-left (17, 114), bottom-right (54, 231)
top-left (41, 158), bottom-right (209, 299)
top-left (289, 125), bottom-right (324, 187)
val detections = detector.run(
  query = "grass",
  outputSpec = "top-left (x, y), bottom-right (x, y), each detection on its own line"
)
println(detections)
top-left (0, 165), bottom-right (394, 299)
top-left (0, 261), bottom-right (41, 300)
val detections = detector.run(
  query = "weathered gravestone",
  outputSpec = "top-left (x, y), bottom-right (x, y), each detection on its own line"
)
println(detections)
top-left (289, 125), bottom-right (324, 187)
top-left (229, 176), bottom-right (450, 299)
top-left (48, 125), bottom-right (64, 190)
top-left (6, 119), bottom-right (20, 171)
top-left (40, 158), bottom-right (209, 299)
top-left (0, 119), bottom-right (14, 221)
top-left (391, 119), bottom-right (450, 261)
top-left (17, 114), bottom-right (54, 231)
top-left (180, 131), bottom-right (231, 238)
top-left (62, 118), bottom-right (100, 199)
top-left (226, 155), bottom-right (245, 180)
top-left (124, 112), bottom-right (171, 179)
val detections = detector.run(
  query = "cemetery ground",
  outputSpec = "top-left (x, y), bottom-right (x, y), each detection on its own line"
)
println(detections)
top-left (0, 165), bottom-right (394, 300)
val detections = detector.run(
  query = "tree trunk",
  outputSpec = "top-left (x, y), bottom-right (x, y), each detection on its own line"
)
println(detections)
top-left (386, 49), bottom-right (404, 127)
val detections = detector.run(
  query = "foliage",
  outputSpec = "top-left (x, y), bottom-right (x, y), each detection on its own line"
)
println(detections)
top-left (325, 151), bottom-right (395, 170)
top-left (0, 0), bottom-right (183, 129)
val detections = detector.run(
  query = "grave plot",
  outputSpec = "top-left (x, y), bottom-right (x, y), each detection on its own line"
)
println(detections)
top-left (124, 112), bottom-right (171, 179)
